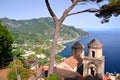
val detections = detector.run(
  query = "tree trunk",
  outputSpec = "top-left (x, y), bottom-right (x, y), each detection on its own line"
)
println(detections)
top-left (48, 21), bottom-right (61, 76)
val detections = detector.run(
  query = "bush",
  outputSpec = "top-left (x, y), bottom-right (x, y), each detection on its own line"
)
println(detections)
top-left (45, 74), bottom-right (60, 80)
top-left (8, 59), bottom-right (33, 80)
top-left (8, 69), bottom-right (17, 80)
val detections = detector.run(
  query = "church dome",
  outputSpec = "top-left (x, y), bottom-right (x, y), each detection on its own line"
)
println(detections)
top-left (88, 39), bottom-right (103, 48)
top-left (72, 41), bottom-right (84, 49)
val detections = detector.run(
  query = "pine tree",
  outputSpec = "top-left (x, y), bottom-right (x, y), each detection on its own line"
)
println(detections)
top-left (0, 21), bottom-right (14, 58)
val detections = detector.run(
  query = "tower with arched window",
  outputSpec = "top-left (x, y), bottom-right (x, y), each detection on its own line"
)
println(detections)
top-left (83, 39), bottom-right (105, 79)
top-left (56, 39), bottom-right (105, 79)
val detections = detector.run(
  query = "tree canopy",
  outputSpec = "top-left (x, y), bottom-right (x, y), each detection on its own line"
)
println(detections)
top-left (0, 21), bottom-right (14, 58)
top-left (70, 0), bottom-right (120, 23)
top-left (96, 0), bottom-right (120, 23)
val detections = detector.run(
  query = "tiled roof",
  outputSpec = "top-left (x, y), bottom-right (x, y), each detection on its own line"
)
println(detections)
top-left (88, 39), bottom-right (103, 48)
top-left (53, 68), bottom-right (83, 80)
top-left (64, 55), bottom-right (83, 69)
top-left (26, 59), bottom-right (38, 67)
top-left (104, 74), bottom-right (111, 80)
top-left (26, 60), bottom-right (34, 64)
top-left (39, 66), bottom-right (48, 71)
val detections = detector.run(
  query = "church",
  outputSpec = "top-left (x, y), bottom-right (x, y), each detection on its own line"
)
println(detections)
top-left (56, 39), bottom-right (105, 79)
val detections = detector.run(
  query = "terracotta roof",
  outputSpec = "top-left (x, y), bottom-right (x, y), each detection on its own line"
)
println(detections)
top-left (72, 41), bottom-right (84, 49)
top-left (26, 60), bottom-right (38, 67)
top-left (104, 74), bottom-right (111, 80)
top-left (26, 59), bottom-right (37, 64)
top-left (64, 55), bottom-right (83, 69)
top-left (88, 39), bottom-right (103, 48)
top-left (53, 68), bottom-right (83, 80)
top-left (39, 66), bottom-right (48, 71)
top-left (27, 60), bottom-right (34, 64)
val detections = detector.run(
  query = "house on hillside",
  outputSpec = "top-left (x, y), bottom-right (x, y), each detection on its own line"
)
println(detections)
top-left (22, 50), bottom-right (35, 59)
top-left (25, 59), bottom-right (39, 70)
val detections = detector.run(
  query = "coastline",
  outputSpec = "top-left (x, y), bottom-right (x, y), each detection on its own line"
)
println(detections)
top-left (57, 38), bottom-right (78, 54)
top-left (57, 34), bottom-right (90, 54)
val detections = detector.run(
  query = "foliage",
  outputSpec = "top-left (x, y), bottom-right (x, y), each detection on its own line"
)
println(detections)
top-left (57, 45), bottom-right (63, 51)
top-left (27, 54), bottom-right (36, 59)
top-left (37, 54), bottom-right (62, 66)
top-left (33, 47), bottom-right (42, 54)
top-left (12, 47), bottom-right (24, 58)
top-left (45, 74), bottom-right (60, 80)
top-left (96, 0), bottom-right (120, 23)
top-left (8, 59), bottom-right (33, 80)
top-left (8, 69), bottom-right (17, 80)
top-left (41, 49), bottom-right (50, 56)
top-left (55, 54), bottom-right (63, 63)
top-left (38, 58), bottom-right (49, 66)
top-left (0, 21), bottom-right (14, 58)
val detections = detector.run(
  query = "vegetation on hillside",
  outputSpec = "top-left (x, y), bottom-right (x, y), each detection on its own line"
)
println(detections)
top-left (0, 17), bottom-right (89, 76)
top-left (0, 17), bottom-right (89, 66)
top-left (45, 74), bottom-right (60, 80)
top-left (8, 59), bottom-right (33, 80)
top-left (0, 17), bottom-right (89, 41)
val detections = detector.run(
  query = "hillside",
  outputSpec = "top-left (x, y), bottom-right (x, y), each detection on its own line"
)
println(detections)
top-left (0, 17), bottom-right (89, 43)
top-left (0, 17), bottom-right (89, 68)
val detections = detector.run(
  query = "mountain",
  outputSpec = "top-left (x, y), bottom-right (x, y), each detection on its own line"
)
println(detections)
top-left (0, 17), bottom-right (89, 44)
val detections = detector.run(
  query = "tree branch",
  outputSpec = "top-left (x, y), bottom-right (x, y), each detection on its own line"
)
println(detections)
top-left (45, 0), bottom-right (57, 22)
top-left (59, 0), bottom-right (79, 23)
top-left (67, 8), bottom-right (101, 16)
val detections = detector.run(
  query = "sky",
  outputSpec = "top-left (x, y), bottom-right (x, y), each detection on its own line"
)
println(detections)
top-left (0, 0), bottom-right (120, 31)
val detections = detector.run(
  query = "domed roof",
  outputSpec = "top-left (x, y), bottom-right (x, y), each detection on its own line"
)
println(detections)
top-left (72, 41), bottom-right (84, 49)
top-left (88, 39), bottom-right (103, 48)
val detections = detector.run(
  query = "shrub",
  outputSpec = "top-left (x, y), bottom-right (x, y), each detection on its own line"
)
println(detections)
top-left (45, 74), bottom-right (60, 80)
top-left (8, 59), bottom-right (33, 80)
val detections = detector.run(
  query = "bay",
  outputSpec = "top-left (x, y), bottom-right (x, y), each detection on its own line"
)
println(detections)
top-left (59, 29), bottom-right (120, 73)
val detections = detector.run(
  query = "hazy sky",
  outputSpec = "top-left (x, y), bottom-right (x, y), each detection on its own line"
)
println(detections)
top-left (0, 0), bottom-right (120, 31)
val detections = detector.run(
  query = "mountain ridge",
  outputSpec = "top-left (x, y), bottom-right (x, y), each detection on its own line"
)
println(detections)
top-left (0, 17), bottom-right (89, 42)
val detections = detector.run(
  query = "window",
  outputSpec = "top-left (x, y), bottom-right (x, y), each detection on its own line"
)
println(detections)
top-left (75, 50), bottom-right (77, 54)
top-left (91, 67), bottom-right (95, 76)
top-left (92, 51), bottom-right (95, 58)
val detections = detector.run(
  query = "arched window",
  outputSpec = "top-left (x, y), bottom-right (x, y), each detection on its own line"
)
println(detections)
top-left (92, 51), bottom-right (95, 58)
top-left (88, 64), bottom-right (97, 76)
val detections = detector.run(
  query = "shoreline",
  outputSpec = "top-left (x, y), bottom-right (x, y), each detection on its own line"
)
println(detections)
top-left (57, 38), bottom-right (78, 54)
top-left (58, 34), bottom-right (90, 44)
top-left (57, 34), bottom-right (90, 53)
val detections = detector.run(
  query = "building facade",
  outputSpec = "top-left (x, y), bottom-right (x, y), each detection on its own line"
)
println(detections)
top-left (82, 39), bottom-right (105, 79)
top-left (56, 39), bottom-right (105, 79)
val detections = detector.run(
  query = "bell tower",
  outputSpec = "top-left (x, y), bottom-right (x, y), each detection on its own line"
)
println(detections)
top-left (72, 41), bottom-right (84, 58)
top-left (87, 39), bottom-right (103, 58)
top-left (83, 39), bottom-right (105, 79)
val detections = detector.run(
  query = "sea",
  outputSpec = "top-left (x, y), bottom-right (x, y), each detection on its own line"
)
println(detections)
top-left (59, 29), bottom-right (120, 73)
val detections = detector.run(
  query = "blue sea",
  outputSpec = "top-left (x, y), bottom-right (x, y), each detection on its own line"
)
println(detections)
top-left (59, 29), bottom-right (120, 73)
